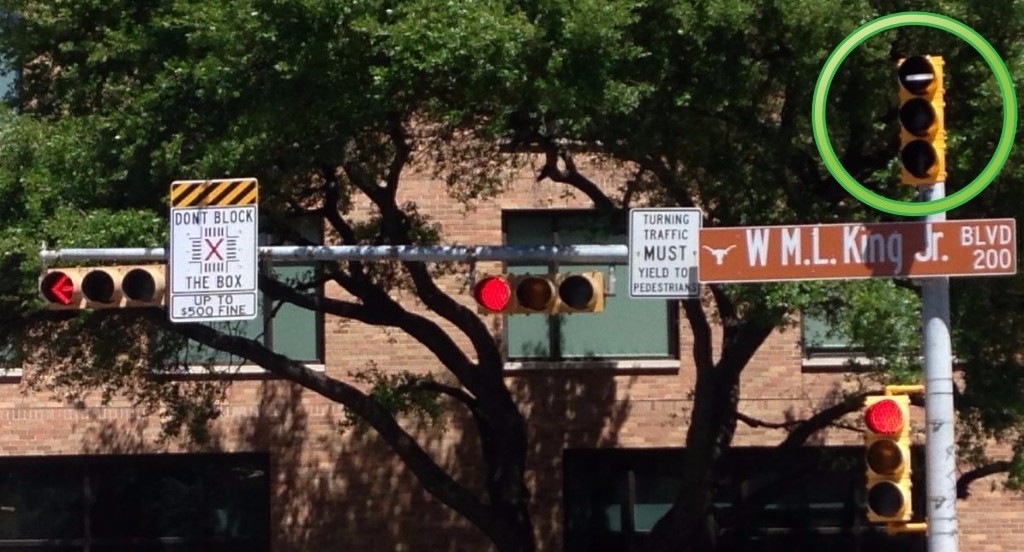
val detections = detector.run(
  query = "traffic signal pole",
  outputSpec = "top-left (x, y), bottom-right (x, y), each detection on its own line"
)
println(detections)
top-left (920, 182), bottom-right (959, 552)
top-left (39, 244), bottom-right (630, 264)
top-left (896, 54), bottom-right (958, 552)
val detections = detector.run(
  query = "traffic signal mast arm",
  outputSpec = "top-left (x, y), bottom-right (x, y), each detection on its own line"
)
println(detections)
top-left (39, 245), bottom-right (628, 311)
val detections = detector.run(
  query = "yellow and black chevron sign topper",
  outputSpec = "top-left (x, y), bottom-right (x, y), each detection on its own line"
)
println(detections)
top-left (170, 178), bottom-right (259, 208)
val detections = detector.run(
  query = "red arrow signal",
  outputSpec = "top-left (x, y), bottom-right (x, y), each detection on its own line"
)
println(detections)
top-left (40, 271), bottom-right (75, 305)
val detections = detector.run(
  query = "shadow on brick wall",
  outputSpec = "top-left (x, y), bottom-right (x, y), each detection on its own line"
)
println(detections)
top-left (240, 380), bottom-right (494, 551)
top-left (77, 368), bottom-right (633, 552)
top-left (507, 369), bottom-right (633, 550)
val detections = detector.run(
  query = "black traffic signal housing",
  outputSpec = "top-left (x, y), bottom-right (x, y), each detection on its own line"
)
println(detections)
top-left (863, 394), bottom-right (913, 523)
top-left (898, 55), bottom-right (946, 185)
top-left (39, 265), bottom-right (166, 309)
top-left (473, 272), bottom-right (605, 314)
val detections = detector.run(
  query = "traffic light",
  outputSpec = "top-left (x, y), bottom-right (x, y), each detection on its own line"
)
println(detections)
top-left (39, 265), bottom-right (166, 309)
top-left (863, 394), bottom-right (913, 523)
top-left (898, 55), bottom-right (945, 186)
top-left (473, 272), bottom-right (605, 314)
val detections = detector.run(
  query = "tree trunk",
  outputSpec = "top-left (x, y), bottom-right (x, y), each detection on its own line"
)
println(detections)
top-left (646, 367), bottom-right (740, 552)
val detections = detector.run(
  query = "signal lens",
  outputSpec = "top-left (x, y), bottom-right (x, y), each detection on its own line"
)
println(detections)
top-left (866, 439), bottom-right (905, 475)
top-left (901, 140), bottom-right (938, 178)
top-left (40, 271), bottom-right (75, 305)
top-left (82, 270), bottom-right (116, 303)
top-left (867, 480), bottom-right (905, 517)
top-left (898, 56), bottom-right (936, 94)
top-left (516, 276), bottom-right (554, 311)
top-left (123, 268), bottom-right (157, 301)
top-left (899, 98), bottom-right (937, 136)
top-left (865, 398), bottom-right (905, 435)
top-left (474, 276), bottom-right (511, 313)
top-left (559, 275), bottom-right (595, 310)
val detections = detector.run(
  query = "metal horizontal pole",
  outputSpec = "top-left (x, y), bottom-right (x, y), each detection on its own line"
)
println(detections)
top-left (39, 245), bottom-right (630, 264)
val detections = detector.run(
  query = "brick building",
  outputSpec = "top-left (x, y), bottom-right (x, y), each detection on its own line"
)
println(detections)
top-left (1, 157), bottom-right (1022, 551)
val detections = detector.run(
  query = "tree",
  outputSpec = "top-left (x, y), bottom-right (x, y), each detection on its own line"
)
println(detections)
top-left (1, 0), bottom-right (1023, 550)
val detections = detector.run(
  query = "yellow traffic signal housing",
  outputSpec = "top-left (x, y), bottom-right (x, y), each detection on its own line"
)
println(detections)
top-left (473, 272), bottom-right (605, 314)
top-left (39, 265), bottom-right (166, 309)
top-left (863, 394), bottom-right (913, 523)
top-left (898, 55), bottom-right (946, 186)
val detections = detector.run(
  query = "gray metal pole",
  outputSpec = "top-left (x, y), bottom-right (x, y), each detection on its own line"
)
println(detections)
top-left (39, 244), bottom-right (630, 264)
top-left (920, 182), bottom-right (958, 552)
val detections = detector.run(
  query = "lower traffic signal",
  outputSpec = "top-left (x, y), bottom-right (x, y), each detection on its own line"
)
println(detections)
top-left (39, 265), bottom-right (166, 309)
top-left (474, 272), bottom-right (605, 314)
top-left (863, 394), bottom-right (913, 523)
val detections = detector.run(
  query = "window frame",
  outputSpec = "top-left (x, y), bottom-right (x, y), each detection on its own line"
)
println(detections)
top-left (801, 311), bottom-right (873, 372)
top-left (176, 221), bottom-right (326, 375)
top-left (500, 209), bottom-right (680, 369)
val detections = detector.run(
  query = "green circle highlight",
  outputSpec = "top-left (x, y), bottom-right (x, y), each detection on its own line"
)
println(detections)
top-left (811, 12), bottom-right (1017, 216)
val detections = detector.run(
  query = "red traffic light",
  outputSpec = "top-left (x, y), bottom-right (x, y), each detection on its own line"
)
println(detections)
top-left (39, 265), bottom-right (166, 309)
top-left (474, 276), bottom-right (512, 313)
top-left (862, 393), bottom-right (914, 523)
top-left (40, 271), bottom-right (76, 305)
top-left (474, 272), bottom-right (605, 314)
top-left (865, 398), bottom-right (905, 435)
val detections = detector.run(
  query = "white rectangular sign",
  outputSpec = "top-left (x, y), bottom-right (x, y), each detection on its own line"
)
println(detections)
top-left (629, 208), bottom-right (702, 298)
top-left (169, 179), bottom-right (259, 322)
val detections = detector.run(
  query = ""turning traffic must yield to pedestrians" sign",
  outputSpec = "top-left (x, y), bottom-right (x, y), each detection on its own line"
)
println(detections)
top-left (169, 178), bottom-right (259, 323)
top-left (628, 208), bottom-right (702, 298)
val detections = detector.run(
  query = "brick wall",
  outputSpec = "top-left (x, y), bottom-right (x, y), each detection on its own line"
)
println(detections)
top-left (1, 154), bottom-right (1022, 551)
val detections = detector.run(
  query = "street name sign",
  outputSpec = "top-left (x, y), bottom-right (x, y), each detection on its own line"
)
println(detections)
top-left (699, 218), bottom-right (1016, 283)
top-left (629, 208), bottom-right (702, 298)
top-left (169, 178), bottom-right (259, 322)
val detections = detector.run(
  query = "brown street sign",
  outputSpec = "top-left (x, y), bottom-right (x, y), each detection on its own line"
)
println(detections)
top-left (699, 219), bottom-right (1017, 283)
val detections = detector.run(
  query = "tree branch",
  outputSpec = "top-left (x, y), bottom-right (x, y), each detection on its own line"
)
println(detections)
top-left (535, 136), bottom-right (616, 212)
top-left (147, 311), bottom-right (499, 536)
top-left (958, 461), bottom-right (1012, 499)
top-left (385, 114), bottom-right (411, 198)
top-left (402, 379), bottom-right (479, 410)
top-left (778, 393), bottom-right (868, 451)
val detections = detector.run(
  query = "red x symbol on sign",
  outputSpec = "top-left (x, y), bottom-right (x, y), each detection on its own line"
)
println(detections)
top-left (205, 238), bottom-right (224, 261)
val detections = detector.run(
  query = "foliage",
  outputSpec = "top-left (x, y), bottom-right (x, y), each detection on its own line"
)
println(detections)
top-left (3, 0), bottom-right (1024, 548)
top-left (342, 365), bottom-right (446, 429)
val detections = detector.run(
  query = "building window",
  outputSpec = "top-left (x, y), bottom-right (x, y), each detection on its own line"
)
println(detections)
top-left (0, 452), bottom-right (270, 550)
top-left (178, 220), bottom-right (323, 368)
top-left (0, 62), bottom-right (13, 107)
top-left (503, 210), bottom-right (677, 361)
top-left (0, 341), bottom-right (17, 377)
top-left (802, 311), bottom-right (856, 356)
top-left (0, 11), bottom-right (18, 109)
top-left (564, 447), bottom-right (925, 552)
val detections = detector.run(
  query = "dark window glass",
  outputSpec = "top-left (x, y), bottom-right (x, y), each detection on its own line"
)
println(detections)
top-left (0, 453), bottom-right (268, 551)
top-left (0, 10), bottom-right (17, 107)
top-left (564, 447), bottom-right (926, 552)
top-left (0, 464), bottom-right (84, 540)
